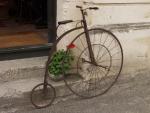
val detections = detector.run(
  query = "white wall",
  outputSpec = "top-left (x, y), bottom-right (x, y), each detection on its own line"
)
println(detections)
top-left (57, 0), bottom-right (150, 76)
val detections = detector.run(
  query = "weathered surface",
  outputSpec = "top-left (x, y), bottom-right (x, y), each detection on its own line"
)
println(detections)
top-left (18, 71), bottom-right (150, 113)
top-left (0, 57), bottom-right (47, 82)
top-left (57, 0), bottom-right (150, 76)
top-left (0, 78), bottom-right (72, 113)
top-left (0, 70), bottom-right (150, 113)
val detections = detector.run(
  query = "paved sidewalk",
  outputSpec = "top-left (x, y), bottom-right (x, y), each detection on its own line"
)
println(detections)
top-left (1, 71), bottom-right (150, 113)
top-left (25, 72), bottom-right (150, 113)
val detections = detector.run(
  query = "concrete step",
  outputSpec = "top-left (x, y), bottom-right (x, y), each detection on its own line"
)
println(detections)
top-left (0, 57), bottom-right (47, 82)
top-left (0, 56), bottom-right (73, 113)
top-left (0, 77), bottom-right (43, 98)
top-left (0, 77), bottom-right (73, 113)
top-left (0, 56), bottom-right (74, 97)
top-left (0, 76), bottom-right (72, 98)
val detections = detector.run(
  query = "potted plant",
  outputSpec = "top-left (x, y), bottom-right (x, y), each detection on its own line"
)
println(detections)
top-left (48, 48), bottom-right (74, 81)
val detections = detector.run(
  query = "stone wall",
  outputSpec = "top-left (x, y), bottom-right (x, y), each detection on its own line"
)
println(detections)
top-left (57, 0), bottom-right (150, 76)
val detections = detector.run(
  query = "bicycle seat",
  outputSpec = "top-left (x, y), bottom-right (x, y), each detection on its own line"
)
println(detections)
top-left (58, 20), bottom-right (73, 25)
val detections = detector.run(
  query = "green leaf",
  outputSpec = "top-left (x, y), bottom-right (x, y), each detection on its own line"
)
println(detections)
top-left (48, 49), bottom-right (74, 76)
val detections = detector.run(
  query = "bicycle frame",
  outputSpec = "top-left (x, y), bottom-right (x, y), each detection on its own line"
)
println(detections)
top-left (80, 8), bottom-right (97, 65)
top-left (43, 26), bottom-right (83, 88)
top-left (43, 6), bottom-right (98, 88)
top-left (56, 7), bottom-right (97, 64)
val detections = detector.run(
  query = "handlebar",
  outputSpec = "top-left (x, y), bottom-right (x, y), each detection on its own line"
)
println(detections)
top-left (76, 5), bottom-right (82, 9)
top-left (89, 7), bottom-right (99, 10)
top-left (76, 5), bottom-right (99, 10)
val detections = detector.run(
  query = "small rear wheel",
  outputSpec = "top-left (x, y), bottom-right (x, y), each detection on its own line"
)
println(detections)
top-left (30, 83), bottom-right (56, 109)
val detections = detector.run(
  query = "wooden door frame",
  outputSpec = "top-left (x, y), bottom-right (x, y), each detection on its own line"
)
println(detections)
top-left (48, 0), bottom-right (57, 43)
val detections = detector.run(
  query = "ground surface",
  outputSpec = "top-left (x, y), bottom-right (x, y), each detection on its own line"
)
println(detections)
top-left (1, 71), bottom-right (150, 113)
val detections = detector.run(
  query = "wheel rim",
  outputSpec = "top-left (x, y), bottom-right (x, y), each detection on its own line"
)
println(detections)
top-left (30, 83), bottom-right (56, 109)
top-left (63, 28), bottom-right (123, 98)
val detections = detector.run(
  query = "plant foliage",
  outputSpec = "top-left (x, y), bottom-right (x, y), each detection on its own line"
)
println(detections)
top-left (48, 49), bottom-right (74, 77)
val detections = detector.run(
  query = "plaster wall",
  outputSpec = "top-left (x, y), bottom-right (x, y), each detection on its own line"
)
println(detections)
top-left (57, 0), bottom-right (150, 76)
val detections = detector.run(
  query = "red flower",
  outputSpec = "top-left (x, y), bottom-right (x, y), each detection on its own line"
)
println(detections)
top-left (67, 43), bottom-right (76, 49)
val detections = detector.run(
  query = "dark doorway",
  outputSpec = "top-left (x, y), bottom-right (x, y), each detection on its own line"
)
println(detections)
top-left (0, 0), bottom-right (56, 49)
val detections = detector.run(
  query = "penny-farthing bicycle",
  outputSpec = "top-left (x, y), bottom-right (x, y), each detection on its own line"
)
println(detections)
top-left (30, 5), bottom-right (123, 109)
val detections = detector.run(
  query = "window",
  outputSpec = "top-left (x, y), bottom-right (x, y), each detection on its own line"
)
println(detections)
top-left (0, 0), bottom-right (56, 52)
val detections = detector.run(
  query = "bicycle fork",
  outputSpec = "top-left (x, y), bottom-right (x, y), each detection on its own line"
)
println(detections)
top-left (81, 9), bottom-right (97, 65)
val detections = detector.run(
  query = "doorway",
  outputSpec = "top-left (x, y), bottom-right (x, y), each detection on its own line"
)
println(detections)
top-left (0, 0), bottom-right (56, 49)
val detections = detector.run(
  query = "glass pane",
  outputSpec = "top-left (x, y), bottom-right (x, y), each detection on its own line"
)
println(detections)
top-left (0, 0), bottom-right (49, 49)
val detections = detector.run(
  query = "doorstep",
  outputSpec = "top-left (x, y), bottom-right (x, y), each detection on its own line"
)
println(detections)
top-left (0, 56), bottom-right (73, 113)
top-left (0, 56), bottom-right (72, 97)
top-left (0, 56), bottom-right (47, 82)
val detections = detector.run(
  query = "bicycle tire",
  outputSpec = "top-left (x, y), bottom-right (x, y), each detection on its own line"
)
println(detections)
top-left (30, 83), bottom-right (56, 109)
top-left (63, 28), bottom-right (123, 98)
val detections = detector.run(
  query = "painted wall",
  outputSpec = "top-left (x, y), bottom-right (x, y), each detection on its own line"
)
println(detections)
top-left (57, 0), bottom-right (150, 77)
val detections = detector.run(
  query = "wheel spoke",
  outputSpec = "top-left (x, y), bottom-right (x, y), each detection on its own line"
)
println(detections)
top-left (79, 36), bottom-right (86, 50)
top-left (111, 51), bottom-right (121, 57)
top-left (98, 58), bottom-right (120, 64)
top-left (96, 32), bottom-right (108, 60)
top-left (75, 46), bottom-right (89, 57)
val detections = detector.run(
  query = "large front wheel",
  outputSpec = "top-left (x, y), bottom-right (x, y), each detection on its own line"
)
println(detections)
top-left (63, 28), bottom-right (123, 98)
